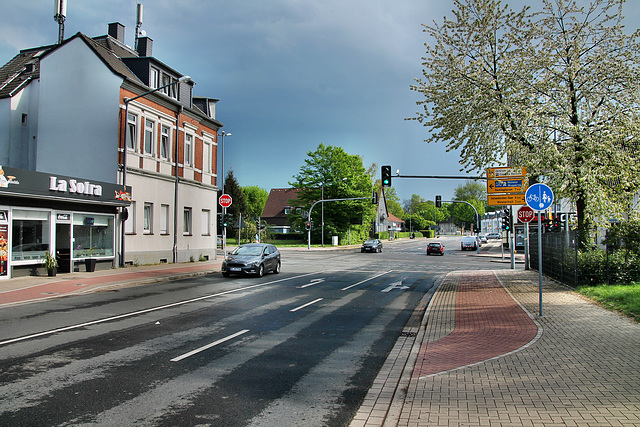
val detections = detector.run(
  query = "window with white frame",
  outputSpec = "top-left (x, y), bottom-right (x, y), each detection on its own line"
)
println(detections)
top-left (143, 202), bottom-right (153, 233)
top-left (127, 113), bottom-right (137, 150)
top-left (203, 141), bottom-right (211, 173)
top-left (183, 207), bottom-right (192, 235)
top-left (201, 209), bottom-right (210, 236)
top-left (150, 67), bottom-right (159, 89)
top-left (125, 201), bottom-right (136, 234)
top-left (144, 119), bottom-right (155, 155)
top-left (160, 204), bottom-right (169, 234)
top-left (160, 125), bottom-right (170, 160)
top-left (184, 133), bottom-right (193, 166)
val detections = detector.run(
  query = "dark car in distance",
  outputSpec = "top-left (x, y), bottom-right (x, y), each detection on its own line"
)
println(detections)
top-left (426, 242), bottom-right (445, 256)
top-left (361, 239), bottom-right (382, 253)
top-left (222, 243), bottom-right (281, 277)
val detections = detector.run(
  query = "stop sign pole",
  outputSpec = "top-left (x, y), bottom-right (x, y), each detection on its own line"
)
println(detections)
top-left (219, 194), bottom-right (232, 250)
top-left (518, 206), bottom-right (535, 271)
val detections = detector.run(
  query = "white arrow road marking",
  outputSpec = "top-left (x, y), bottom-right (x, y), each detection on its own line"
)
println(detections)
top-left (298, 278), bottom-right (325, 289)
top-left (381, 282), bottom-right (410, 293)
top-left (171, 329), bottom-right (250, 362)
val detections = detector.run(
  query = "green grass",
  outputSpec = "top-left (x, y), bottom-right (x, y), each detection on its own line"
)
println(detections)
top-left (576, 282), bottom-right (640, 322)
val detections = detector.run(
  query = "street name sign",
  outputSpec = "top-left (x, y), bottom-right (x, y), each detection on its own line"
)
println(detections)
top-left (487, 178), bottom-right (528, 194)
top-left (488, 193), bottom-right (526, 206)
top-left (486, 167), bottom-right (527, 179)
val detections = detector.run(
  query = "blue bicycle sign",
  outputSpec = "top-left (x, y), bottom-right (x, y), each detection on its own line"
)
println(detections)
top-left (526, 183), bottom-right (554, 211)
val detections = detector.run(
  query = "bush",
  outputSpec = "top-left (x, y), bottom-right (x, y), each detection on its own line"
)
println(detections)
top-left (576, 248), bottom-right (640, 286)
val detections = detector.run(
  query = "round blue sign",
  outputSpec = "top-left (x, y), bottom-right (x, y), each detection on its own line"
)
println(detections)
top-left (526, 183), bottom-right (554, 211)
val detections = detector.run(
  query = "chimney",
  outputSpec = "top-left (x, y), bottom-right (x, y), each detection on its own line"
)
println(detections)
top-left (108, 22), bottom-right (125, 44)
top-left (137, 36), bottom-right (153, 57)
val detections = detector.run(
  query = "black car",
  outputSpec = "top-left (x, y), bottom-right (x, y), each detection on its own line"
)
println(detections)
top-left (361, 239), bottom-right (382, 253)
top-left (222, 243), bottom-right (281, 277)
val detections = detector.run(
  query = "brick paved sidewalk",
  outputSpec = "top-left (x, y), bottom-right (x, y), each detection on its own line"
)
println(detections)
top-left (352, 269), bottom-right (640, 426)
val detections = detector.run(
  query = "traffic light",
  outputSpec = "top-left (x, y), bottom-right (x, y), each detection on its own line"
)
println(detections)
top-left (372, 190), bottom-right (378, 204)
top-left (435, 195), bottom-right (442, 208)
top-left (381, 166), bottom-right (391, 187)
top-left (222, 213), bottom-right (228, 227)
top-left (305, 221), bottom-right (311, 231)
top-left (501, 209), bottom-right (510, 231)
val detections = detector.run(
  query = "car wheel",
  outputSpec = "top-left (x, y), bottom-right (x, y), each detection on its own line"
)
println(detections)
top-left (256, 263), bottom-right (264, 277)
top-left (274, 261), bottom-right (281, 274)
top-left (222, 272), bottom-right (230, 277)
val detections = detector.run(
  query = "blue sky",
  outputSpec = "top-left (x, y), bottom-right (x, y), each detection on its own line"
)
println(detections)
top-left (1, 1), bottom-right (638, 203)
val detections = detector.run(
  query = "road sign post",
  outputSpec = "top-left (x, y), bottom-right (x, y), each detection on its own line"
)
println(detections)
top-left (219, 194), bottom-right (232, 251)
top-left (525, 183), bottom-right (554, 317)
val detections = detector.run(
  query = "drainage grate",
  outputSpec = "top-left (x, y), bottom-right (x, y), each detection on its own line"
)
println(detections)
top-left (400, 331), bottom-right (417, 338)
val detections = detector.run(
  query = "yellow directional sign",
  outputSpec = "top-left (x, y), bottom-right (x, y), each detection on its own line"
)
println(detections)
top-left (486, 167), bottom-right (527, 179)
top-left (487, 178), bottom-right (529, 194)
top-left (488, 193), bottom-right (526, 206)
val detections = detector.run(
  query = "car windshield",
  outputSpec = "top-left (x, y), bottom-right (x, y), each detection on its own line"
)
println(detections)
top-left (232, 246), bottom-right (263, 256)
top-left (364, 240), bottom-right (376, 244)
top-left (429, 243), bottom-right (440, 247)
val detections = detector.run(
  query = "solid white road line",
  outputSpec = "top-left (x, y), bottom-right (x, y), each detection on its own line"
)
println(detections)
top-left (341, 271), bottom-right (391, 291)
top-left (290, 298), bottom-right (323, 312)
top-left (170, 329), bottom-right (250, 362)
top-left (0, 272), bottom-right (321, 347)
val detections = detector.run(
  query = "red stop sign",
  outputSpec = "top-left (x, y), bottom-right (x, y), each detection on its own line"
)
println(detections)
top-left (518, 206), bottom-right (534, 223)
top-left (219, 194), bottom-right (232, 208)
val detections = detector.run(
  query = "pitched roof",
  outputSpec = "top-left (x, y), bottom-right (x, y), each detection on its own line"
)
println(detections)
top-left (0, 32), bottom-right (143, 100)
top-left (261, 188), bottom-right (302, 218)
top-left (388, 213), bottom-right (403, 223)
top-left (0, 47), bottom-right (50, 98)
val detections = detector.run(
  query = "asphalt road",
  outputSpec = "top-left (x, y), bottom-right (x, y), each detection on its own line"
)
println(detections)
top-left (0, 236), bottom-right (507, 426)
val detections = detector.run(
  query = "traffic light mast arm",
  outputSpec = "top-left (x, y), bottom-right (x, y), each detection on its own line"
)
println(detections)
top-left (306, 196), bottom-right (370, 250)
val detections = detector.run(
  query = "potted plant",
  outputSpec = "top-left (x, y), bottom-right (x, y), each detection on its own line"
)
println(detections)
top-left (43, 251), bottom-right (58, 277)
top-left (85, 247), bottom-right (97, 272)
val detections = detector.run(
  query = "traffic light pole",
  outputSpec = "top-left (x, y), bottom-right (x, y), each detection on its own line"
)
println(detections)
top-left (307, 197), bottom-right (370, 249)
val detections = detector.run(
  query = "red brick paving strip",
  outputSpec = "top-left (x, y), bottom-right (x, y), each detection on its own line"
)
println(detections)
top-left (413, 270), bottom-right (538, 377)
top-left (0, 264), bottom-right (213, 305)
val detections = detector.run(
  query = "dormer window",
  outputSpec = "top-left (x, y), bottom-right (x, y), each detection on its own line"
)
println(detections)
top-left (150, 67), bottom-right (159, 89)
top-left (284, 207), bottom-right (291, 215)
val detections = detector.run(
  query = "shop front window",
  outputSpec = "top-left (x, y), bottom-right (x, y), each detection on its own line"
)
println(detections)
top-left (73, 214), bottom-right (114, 258)
top-left (12, 210), bottom-right (50, 261)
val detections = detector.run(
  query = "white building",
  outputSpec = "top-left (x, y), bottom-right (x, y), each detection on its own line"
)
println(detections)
top-left (0, 23), bottom-right (223, 278)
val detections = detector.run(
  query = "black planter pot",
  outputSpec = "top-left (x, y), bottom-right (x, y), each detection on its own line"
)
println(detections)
top-left (85, 258), bottom-right (96, 272)
top-left (47, 268), bottom-right (57, 277)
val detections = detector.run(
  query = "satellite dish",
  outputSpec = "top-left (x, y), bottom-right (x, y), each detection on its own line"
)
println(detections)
top-left (139, 30), bottom-right (146, 37)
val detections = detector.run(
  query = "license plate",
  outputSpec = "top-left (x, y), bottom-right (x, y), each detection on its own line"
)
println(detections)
top-left (230, 267), bottom-right (241, 272)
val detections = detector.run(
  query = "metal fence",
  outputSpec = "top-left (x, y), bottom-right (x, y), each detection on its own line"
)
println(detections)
top-left (529, 229), bottom-right (579, 287)
top-left (529, 229), bottom-right (640, 287)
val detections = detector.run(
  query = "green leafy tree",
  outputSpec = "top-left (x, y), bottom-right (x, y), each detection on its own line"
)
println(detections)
top-left (449, 181), bottom-right (486, 231)
top-left (411, 0), bottom-right (640, 246)
top-left (242, 186), bottom-right (269, 220)
top-left (290, 144), bottom-right (375, 244)
top-left (222, 170), bottom-right (247, 231)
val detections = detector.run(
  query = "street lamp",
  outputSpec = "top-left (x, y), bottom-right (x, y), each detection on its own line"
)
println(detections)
top-left (218, 131), bottom-right (231, 250)
top-left (120, 75), bottom-right (191, 267)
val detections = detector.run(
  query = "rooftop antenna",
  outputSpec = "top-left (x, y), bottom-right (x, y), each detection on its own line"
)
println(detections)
top-left (134, 2), bottom-right (143, 51)
top-left (53, 0), bottom-right (67, 44)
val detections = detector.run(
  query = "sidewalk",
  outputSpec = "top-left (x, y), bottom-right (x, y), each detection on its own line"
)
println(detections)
top-left (351, 267), bottom-right (640, 426)
top-left (0, 259), bottom-right (223, 307)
